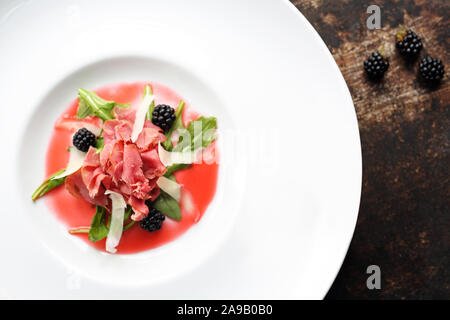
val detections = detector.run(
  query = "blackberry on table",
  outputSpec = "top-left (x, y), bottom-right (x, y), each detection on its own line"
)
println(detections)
top-left (364, 51), bottom-right (389, 80)
top-left (419, 55), bottom-right (445, 85)
top-left (140, 206), bottom-right (165, 232)
top-left (72, 128), bottom-right (96, 152)
top-left (396, 29), bottom-right (423, 60)
top-left (152, 104), bottom-right (176, 132)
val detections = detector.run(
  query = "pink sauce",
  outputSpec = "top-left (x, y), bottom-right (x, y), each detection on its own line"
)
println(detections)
top-left (44, 82), bottom-right (219, 254)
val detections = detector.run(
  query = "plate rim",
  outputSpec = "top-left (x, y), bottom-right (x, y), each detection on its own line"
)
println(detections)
top-left (284, 0), bottom-right (362, 298)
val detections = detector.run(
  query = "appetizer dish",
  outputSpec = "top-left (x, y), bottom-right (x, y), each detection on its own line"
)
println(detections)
top-left (32, 82), bottom-right (219, 254)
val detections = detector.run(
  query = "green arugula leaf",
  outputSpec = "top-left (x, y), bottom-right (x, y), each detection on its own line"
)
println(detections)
top-left (123, 206), bottom-right (132, 220)
top-left (144, 84), bottom-right (155, 121)
top-left (165, 116), bottom-right (217, 176)
top-left (77, 88), bottom-right (129, 122)
top-left (162, 101), bottom-right (185, 151)
top-left (95, 136), bottom-right (104, 154)
top-left (186, 116), bottom-right (217, 150)
top-left (68, 227), bottom-right (90, 234)
top-left (164, 163), bottom-right (190, 177)
top-left (166, 174), bottom-right (176, 182)
top-left (88, 206), bottom-right (109, 242)
top-left (86, 206), bottom-right (134, 242)
top-left (152, 190), bottom-right (181, 221)
top-left (162, 114), bottom-right (217, 175)
top-left (123, 220), bottom-right (136, 231)
top-left (157, 101), bottom-right (217, 178)
top-left (32, 169), bottom-right (66, 201)
top-left (172, 116), bottom-right (217, 153)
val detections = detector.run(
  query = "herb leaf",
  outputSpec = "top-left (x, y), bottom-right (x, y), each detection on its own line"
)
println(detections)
top-left (162, 101), bottom-right (185, 151)
top-left (162, 115), bottom-right (217, 175)
top-left (144, 84), bottom-right (155, 121)
top-left (152, 190), bottom-right (182, 221)
top-left (95, 136), bottom-right (104, 154)
top-left (69, 227), bottom-right (90, 234)
top-left (77, 88), bottom-right (129, 122)
top-left (32, 169), bottom-right (66, 201)
top-left (88, 206), bottom-right (109, 242)
top-left (164, 163), bottom-right (190, 176)
top-left (172, 116), bottom-right (217, 153)
top-left (163, 116), bottom-right (217, 176)
top-left (87, 206), bottom-right (134, 242)
top-left (123, 220), bottom-right (136, 231)
top-left (187, 116), bottom-right (217, 150)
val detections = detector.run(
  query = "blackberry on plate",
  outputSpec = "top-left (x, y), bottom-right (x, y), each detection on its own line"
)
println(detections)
top-left (396, 29), bottom-right (422, 60)
top-left (364, 51), bottom-right (389, 79)
top-left (73, 128), bottom-right (96, 152)
top-left (152, 104), bottom-right (176, 132)
top-left (140, 206), bottom-right (165, 232)
top-left (419, 55), bottom-right (445, 85)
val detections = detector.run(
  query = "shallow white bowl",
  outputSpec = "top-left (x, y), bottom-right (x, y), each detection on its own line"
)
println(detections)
top-left (0, 0), bottom-right (361, 299)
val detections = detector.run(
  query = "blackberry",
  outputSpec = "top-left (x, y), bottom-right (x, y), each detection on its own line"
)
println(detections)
top-left (364, 51), bottom-right (389, 79)
top-left (152, 104), bottom-right (176, 132)
top-left (419, 55), bottom-right (445, 85)
top-left (72, 128), bottom-right (96, 152)
top-left (396, 29), bottom-right (422, 60)
top-left (140, 207), bottom-right (165, 232)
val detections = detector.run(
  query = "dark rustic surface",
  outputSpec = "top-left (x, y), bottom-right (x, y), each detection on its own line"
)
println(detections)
top-left (290, 0), bottom-right (449, 299)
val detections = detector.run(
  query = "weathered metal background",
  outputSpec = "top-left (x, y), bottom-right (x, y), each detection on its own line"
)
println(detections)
top-left (291, 0), bottom-right (449, 299)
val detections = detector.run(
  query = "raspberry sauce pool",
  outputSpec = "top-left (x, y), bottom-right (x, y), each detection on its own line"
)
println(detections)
top-left (44, 82), bottom-right (219, 254)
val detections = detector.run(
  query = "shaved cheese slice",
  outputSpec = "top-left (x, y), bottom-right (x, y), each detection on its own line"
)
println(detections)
top-left (131, 85), bottom-right (154, 142)
top-left (157, 176), bottom-right (181, 202)
top-left (104, 190), bottom-right (127, 254)
top-left (83, 123), bottom-right (102, 136)
top-left (158, 142), bottom-right (197, 167)
top-left (181, 190), bottom-right (201, 223)
top-left (53, 147), bottom-right (86, 179)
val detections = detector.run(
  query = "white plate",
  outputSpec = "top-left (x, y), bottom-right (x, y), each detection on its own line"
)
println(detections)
top-left (0, 0), bottom-right (361, 299)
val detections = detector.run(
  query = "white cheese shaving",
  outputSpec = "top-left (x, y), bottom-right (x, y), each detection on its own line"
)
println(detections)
top-left (158, 142), bottom-right (197, 167)
top-left (83, 123), bottom-right (102, 136)
top-left (53, 147), bottom-right (86, 179)
top-left (181, 190), bottom-right (201, 222)
top-left (157, 176), bottom-right (181, 202)
top-left (104, 190), bottom-right (127, 254)
top-left (131, 86), bottom-right (154, 143)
